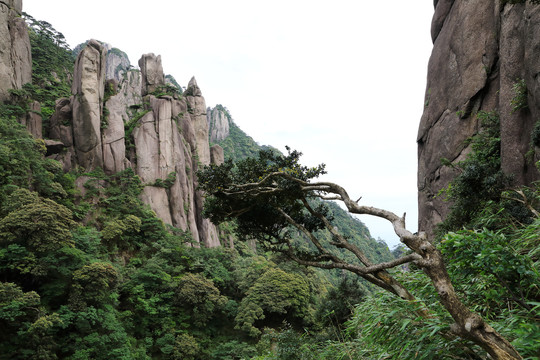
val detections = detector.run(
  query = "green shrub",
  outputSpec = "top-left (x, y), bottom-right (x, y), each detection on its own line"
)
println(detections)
top-left (511, 78), bottom-right (528, 112)
top-left (438, 111), bottom-right (511, 234)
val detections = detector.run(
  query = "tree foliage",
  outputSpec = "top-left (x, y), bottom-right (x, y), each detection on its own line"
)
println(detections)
top-left (23, 12), bottom-right (74, 122)
top-left (175, 273), bottom-right (227, 327)
top-left (438, 111), bottom-right (511, 234)
top-left (199, 148), bottom-right (526, 360)
top-left (0, 117), bottom-right (68, 203)
top-left (2, 13), bottom-right (537, 359)
top-left (235, 268), bottom-right (310, 336)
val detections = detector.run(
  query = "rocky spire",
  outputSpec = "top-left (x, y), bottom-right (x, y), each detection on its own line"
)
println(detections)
top-left (48, 44), bottom-right (223, 248)
top-left (105, 47), bottom-right (130, 83)
top-left (71, 39), bottom-right (107, 171)
top-left (138, 53), bottom-right (165, 96)
top-left (207, 106), bottom-right (230, 142)
top-left (186, 77), bottom-right (211, 165)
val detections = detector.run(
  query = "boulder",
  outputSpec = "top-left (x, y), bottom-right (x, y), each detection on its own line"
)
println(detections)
top-left (49, 98), bottom-right (73, 144)
top-left (210, 144), bottom-right (225, 165)
top-left (48, 98), bottom-right (75, 171)
top-left (44, 139), bottom-right (65, 156)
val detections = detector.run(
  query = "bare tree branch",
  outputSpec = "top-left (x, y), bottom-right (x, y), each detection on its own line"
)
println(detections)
top-left (502, 189), bottom-right (540, 218)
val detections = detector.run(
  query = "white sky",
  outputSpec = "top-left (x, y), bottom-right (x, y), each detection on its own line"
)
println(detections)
top-left (23, 0), bottom-right (434, 248)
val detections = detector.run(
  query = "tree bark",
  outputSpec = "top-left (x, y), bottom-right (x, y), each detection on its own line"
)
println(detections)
top-left (308, 180), bottom-right (523, 360)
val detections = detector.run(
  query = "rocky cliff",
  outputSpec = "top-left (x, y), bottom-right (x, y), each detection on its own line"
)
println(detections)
top-left (45, 40), bottom-right (223, 247)
top-left (418, 0), bottom-right (540, 236)
top-left (0, 0), bottom-right (31, 103)
top-left (207, 105), bottom-right (230, 142)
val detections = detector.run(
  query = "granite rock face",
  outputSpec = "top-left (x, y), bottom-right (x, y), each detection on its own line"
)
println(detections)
top-left (25, 101), bottom-right (42, 139)
top-left (207, 106), bottom-right (230, 142)
top-left (139, 53), bottom-right (165, 96)
top-left (105, 48), bottom-right (131, 83)
top-left (186, 77), bottom-right (211, 165)
top-left (71, 39), bottom-right (107, 171)
top-left (0, 0), bottom-right (31, 103)
top-left (418, 1), bottom-right (540, 237)
top-left (0, 2), bottom-right (225, 248)
top-left (183, 77), bottom-right (220, 247)
top-left (48, 98), bottom-right (74, 171)
top-left (102, 93), bottom-right (128, 174)
top-left (134, 94), bottom-right (201, 243)
top-left (210, 144), bottom-right (225, 165)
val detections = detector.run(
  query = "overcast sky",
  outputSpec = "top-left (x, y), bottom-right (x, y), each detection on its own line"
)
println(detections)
top-left (24, 0), bottom-right (434, 248)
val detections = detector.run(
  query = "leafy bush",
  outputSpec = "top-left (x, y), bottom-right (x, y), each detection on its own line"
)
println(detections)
top-left (438, 111), bottom-right (511, 234)
top-left (235, 268), bottom-right (310, 336)
top-left (511, 78), bottom-right (528, 112)
top-left (174, 273), bottom-right (227, 327)
top-left (24, 13), bottom-right (74, 127)
top-left (0, 116), bottom-right (69, 203)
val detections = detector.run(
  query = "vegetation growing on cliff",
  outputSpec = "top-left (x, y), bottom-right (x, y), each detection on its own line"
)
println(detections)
top-left (23, 13), bottom-right (74, 123)
top-left (2, 13), bottom-right (539, 360)
top-left (438, 111), bottom-right (512, 234)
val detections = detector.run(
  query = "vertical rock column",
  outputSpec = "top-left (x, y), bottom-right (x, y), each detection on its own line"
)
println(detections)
top-left (71, 39), bottom-right (107, 171)
top-left (186, 77), bottom-right (211, 164)
top-left (0, 0), bottom-right (31, 103)
top-left (186, 77), bottom-right (221, 247)
top-left (135, 54), bottom-right (202, 244)
top-left (499, 4), bottom-right (532, 185)
top-left (102, 82), bottom-right (128, 175)
top-left (508, 3), bottom-right (540, 184)
top-left (135, 54), bottom-right (173, 224)
top-left (139, 53), bottom-right (165, 96)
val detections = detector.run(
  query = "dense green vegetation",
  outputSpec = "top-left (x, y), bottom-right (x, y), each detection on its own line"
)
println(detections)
top-left (0, 17), bottom-right (390, 359)
top-left (23, 13), bottom-right (74, 125)
top-left (210, 105), bottom-right (279, 162)
top-left (1, 14), bottom-right (538, 360)
top-left (199, 141), bottom-right (539, 357)
top-left (0, 115), bottom-right (353, 358)
top-left (438, 111), bottom-right (511, 234)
